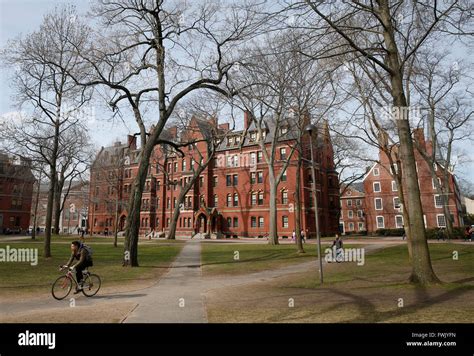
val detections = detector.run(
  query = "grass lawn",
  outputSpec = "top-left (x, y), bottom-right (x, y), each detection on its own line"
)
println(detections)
top-left (205, 243), bottom-right (474, 323)
top-left (0, 237), bottom-right (184, 297)
top-left (201, 242), bottom-right (338, 276)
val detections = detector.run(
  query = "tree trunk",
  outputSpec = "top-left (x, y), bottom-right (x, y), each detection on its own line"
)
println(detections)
top-left (44, 168), bottom-right (56, 258)
top-left (294, 156), bottom-right (305, 253)
top-left (379, 0), bottom-right (439, 284)
top-left (114, 197), bottom-right (119, 248)
top-left (268, 171), bottom-right (279, 245)
top-left (31, 172), bottom-right (42, 240)
top-left (53, 183), bottom-right (61, 235)
top-left (123, 142), bottom-right (154, 266)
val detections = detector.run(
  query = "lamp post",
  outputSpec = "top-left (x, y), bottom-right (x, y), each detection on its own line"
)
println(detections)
top-left (305, 124), bottom-right (323, 284)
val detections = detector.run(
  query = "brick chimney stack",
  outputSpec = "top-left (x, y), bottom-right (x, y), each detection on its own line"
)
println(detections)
top-left (127, 135), bottom-right (137, 149)
top-left (413, 127), bottom-right (426, 149)
top-left (169, 126), bottom-right (178, 139)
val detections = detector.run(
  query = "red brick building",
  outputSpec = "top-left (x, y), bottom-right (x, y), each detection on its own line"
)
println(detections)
top-left (0, 153), bottom-right (35, 234)
top-left (357, 129), bottom-right (463, 233)
top-left (89, 114), bottom-right (340, 238)
top-left (339, 182), bottom-right (366, 234)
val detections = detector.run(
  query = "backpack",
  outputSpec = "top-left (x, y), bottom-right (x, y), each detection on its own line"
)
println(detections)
top-left (81, 244), bottom-right (94, 261)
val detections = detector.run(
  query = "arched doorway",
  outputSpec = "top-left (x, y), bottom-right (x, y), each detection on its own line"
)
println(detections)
top-left (197, 214), bottom-right (207, 233)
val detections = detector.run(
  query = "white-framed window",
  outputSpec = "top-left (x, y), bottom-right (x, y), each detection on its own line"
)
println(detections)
top-left (357, 210), bottom-right (363, 218)
top-left (373, 182), bottom-right (381, 193)
top-left (395, 215), bottom-right (404, 228)
top-left (432, 177), bottom-right (441, 189)
top-left (348, 222), bottom-right (354, 231)
top-left (391, 181), bottom-right (398, 191)
top-left (347, 199), bottom-right (353, 207)
top-left (282, 215), bottom-right (289, 228)
top-left (437, 214), bottom-right (446, 227)
top-left (348, 210), bottom-right (354, 219)
top-left (390, 164), bottom-right (398, 175)
top-left (373, 167), bottom-right (380, 176)
top-left (376, 216), bottom-right (385, 229)
top-left (374, 198), bottom-right (383, 210)
top-left (433, 163), bottom-right (438, 171)
top-left (358, 222), bottom-right (365, 231)
top-left (393, 197), bottom-right (401, 210)
top-left (356, 199), bottom-right (361, 206)
top-left (434, 194), bottom-right (444, 208)
top-left (250, 152), bottom-right (256, 166)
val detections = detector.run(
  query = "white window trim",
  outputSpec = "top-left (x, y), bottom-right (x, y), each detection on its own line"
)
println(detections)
top-left (373, 167), bottom-right (380, 176)
top-left (358, 222), bottom-right (365, 231)
top-left (395, 215), bottom-right (404, 228)
top-left (391, 180), bottom-right (398, 192)
top-left (432, 177), bottom-right (441, 189)
top-left (434, 194), bottom-right (443, 208)
top-left (376, 216), bottom-right (385, 229)
top-left (348, 210), bottom-right (353, 219)
top-left (436, 214), bottom-right (446, 228)
top-left (374, 197), bottom-right (383, 210)
top-left (373, 181), bottom-right (381, 193)
top-left (393, 197), bottom-right (401, 211)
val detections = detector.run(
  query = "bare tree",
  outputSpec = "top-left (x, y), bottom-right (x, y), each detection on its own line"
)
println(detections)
top-left (63, 0), bottom-right (266, 266)
top-left (1, 6), bottom-right (93, 257)
top-left (291, 0), bottom-right (473, 284)
top-left (411, 50), bottom-right (473, 238)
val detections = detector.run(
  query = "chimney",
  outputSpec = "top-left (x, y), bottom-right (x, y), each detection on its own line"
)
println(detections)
top-left (127, 135), bottom-right (136, 149)
top-left (413, 127), bottom-right (425, 148)
top-left (244, 110), bottom-right (252, 130)
top-left (169, 126), bottom-right (178, 139)
top-left (218, 123), bottom-right (230, 131)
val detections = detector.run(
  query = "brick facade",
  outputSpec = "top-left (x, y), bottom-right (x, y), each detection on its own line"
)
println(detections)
top-left (341, 129), bottom-right (463, 234)
top-left (89, 115), bottom-right (341, 238)
top-left (0, 153), bottom-right (34, 234)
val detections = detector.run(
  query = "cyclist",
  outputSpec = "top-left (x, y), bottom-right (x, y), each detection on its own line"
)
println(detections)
top-left (62, 241), bottom-right (93, 294)
top-left (332, 234), bottom-right (344, 261)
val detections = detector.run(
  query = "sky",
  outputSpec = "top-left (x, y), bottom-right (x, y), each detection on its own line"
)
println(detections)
top-left (0, 0), bottom-right (134, 150)
top-left (0, 0), bottom-right (472, 188)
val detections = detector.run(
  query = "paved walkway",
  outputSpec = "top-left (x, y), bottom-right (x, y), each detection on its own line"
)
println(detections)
top-left (122, 239), bottom-right (206, 323)
top-left (0, 240), bottom-right (404, 322)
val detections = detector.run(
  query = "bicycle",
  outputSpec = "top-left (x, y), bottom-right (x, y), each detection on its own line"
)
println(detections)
top-left (51, 265), bottom-right (101, 300)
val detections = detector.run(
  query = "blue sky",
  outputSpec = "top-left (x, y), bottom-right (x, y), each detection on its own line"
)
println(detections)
top-left (0, 0), bottom-right (472, 187)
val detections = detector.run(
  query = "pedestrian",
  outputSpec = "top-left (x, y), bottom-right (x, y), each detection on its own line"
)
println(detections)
top-left (300, 230), bottom-right (305, 243)
top-left (436, 227), bottom-right (445, 241)
top-left (464, 226), bottom-right (470, 242)
top-left (81, 228), bottom-right (85, 239)
top-left (292, 230), bottom-right (296, 242)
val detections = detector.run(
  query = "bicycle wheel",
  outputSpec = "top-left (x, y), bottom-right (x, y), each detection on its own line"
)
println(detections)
top-left (51, 276), bottom-right (73, 300)
top-left (336, 249), bottom-right (345, 263)
top-left (82, 274), bottom-right (101, 297)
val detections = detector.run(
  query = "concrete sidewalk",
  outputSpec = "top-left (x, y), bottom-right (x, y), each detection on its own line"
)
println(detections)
top-left (122, 239), bottom-right (207, 323)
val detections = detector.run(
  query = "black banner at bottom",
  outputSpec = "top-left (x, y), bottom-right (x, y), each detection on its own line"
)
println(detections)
top-left (0, 323), bottom-right (472, 354)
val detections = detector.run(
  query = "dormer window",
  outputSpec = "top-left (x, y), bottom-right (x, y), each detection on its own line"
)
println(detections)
top-left (280, 126), bottom-right (288, 135)
top-left (250, 131), bottom-right (257, 141)
top-left (227, 136), bottom-right (234, 146)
